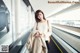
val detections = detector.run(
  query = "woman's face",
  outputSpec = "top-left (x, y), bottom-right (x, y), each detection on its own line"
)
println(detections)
top-left (37, 12), bottom-right (43, 20)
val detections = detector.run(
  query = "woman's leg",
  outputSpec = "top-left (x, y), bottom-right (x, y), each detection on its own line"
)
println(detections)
top-left (45, 41), bottom-right (50, 50)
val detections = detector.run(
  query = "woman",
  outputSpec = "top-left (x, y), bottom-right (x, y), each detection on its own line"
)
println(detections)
top-left (27, 10), bottom-right (52, 53)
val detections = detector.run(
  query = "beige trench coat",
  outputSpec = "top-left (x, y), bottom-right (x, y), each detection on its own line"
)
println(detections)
top-left (26, 32), bottom-right (48, 53)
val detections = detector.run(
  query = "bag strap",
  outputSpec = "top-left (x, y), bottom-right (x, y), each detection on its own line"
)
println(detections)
top-left (47, 20), bottom-right (49, 32)
top-left (36, 23), bottom-right (38, 30)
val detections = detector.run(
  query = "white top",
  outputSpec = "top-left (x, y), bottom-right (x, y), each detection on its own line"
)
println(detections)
top-left (32, 20), bottom-right (52, 41)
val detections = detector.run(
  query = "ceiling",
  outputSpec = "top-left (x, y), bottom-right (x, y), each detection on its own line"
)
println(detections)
top-left (29, 0), bottom-right (79, 17)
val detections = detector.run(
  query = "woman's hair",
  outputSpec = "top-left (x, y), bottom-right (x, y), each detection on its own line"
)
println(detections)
top-left (35, 10), bottom-right (46, 23)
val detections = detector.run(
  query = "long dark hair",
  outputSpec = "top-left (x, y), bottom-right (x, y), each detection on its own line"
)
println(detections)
top-left (35, 10), bottom-right (46, 23)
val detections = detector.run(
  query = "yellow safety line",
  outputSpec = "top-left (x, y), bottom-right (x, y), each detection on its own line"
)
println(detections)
top-left (51, 36), bottom-right (63, 53)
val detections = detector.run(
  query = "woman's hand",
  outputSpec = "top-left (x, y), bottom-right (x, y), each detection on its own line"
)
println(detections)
top-left (34, 31), bottom-right (42, 38)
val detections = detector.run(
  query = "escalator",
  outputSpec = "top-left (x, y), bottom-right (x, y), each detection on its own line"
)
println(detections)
top-left (48, 36), bottom-right (67, 53)
top-left (9, 31), bottom-right (67, 53)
